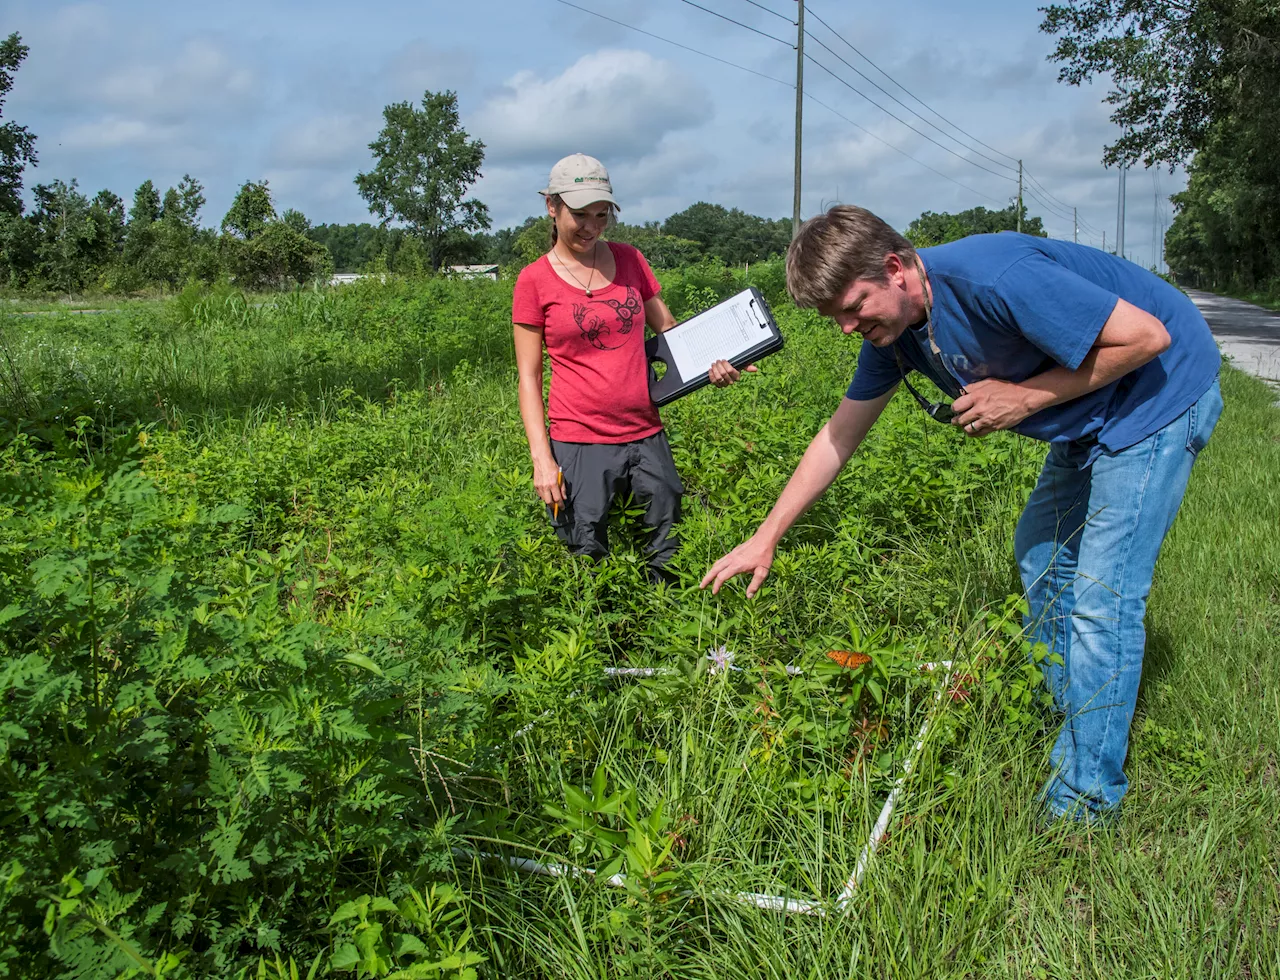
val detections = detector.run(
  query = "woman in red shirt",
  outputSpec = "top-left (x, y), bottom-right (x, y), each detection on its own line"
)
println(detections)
top-left (512, 153), bottom-right (742, 581)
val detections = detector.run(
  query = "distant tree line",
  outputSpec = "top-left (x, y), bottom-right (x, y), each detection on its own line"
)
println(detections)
top-left (904, 203), bottom-right (1045, 247)
top-left (0, 32), bottom-right (1051, 295)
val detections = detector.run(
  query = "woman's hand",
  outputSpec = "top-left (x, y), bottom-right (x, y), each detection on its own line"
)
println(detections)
top-left (708, 360), bottom-right (758, 388)
top-left (532, 455), bottom-right (565, 507)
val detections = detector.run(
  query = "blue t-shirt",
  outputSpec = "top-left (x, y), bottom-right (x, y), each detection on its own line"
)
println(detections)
top-left (846, 234), bottom-right (1221, 461)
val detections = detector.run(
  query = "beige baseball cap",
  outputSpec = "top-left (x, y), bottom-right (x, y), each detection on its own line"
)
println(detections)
top-left (540, 153), bottom-right (620, 210)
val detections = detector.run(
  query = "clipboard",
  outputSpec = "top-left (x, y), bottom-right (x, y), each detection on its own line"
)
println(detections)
top-left (646, 287), bottom-right (785, 406)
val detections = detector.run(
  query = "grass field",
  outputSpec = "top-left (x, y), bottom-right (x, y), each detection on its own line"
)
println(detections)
top-left (1, 269), bottom-right (1276, 978)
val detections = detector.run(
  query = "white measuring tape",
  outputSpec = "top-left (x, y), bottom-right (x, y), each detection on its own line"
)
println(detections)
top-left (469, 655), bottom-right (959, 915)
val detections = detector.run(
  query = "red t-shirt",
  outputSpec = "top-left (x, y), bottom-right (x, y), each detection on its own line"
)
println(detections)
top-left (512, 242), bottom-right (663, 444)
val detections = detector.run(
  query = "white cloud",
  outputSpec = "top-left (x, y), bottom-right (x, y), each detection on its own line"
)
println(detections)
top-left (385, 41), bottom-right (476, 99)
top-left (473, 49), bottom-right (713, 165)
top-left (267, 113), bottom-right (374, 170)
top-left (97, 38), bottom-right (258, 121)
top-left (60, 116), bottom-right (184, 151)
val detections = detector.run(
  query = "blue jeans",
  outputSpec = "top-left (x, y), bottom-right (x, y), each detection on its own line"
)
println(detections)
top-left (1014, 379), bottom-right (1223, 820)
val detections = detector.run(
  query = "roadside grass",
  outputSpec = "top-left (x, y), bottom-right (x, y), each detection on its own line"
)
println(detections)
top-left (1, 274), bottom-right (1276, 977)
top-left (1219, 285), bottom-right (1280, 312)
top-left (465, 365), bottom-right (1280, 978)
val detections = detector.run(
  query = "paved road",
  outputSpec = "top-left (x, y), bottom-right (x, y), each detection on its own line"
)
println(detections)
top-left (1186, 289), bottom-right (1280, 387)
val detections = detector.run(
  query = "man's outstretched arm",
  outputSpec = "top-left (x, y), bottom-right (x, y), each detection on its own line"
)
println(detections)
top-left (701, 388), bottom-right (896, 598)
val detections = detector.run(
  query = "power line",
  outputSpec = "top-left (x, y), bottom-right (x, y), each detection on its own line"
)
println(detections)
top-left (806, 93), bottom-right (1009, 208)
top-left (555, 0), bottom-right (1097, 223)
top-left (734, 0), bottom-right (796, 26)
top-left (806, 3), bottom-right (1020, 167)
top-left (803, 51), bottom-right (1016, 183)
top-left (676, 0), bottom-right (794, 46)
top-left (1022, 170), bottom-right (1075, 213)
top-left (802, 28), bottom-right (1018, 177)
top-left (1019, 172), bottom-right (1104, 236)
top-left (804, 1), bottom-right (1109, 235)
top-left (808, 1), bottom-right (1100, 236)
top-left (1020, 186), bottom-right (1104, 242)
top-left (1020, 184), bottom-right (1077, 224)
top-left (553, 0), bottom-right (793, 87)
top-left (1023, 169), bottom-right (1101, 233)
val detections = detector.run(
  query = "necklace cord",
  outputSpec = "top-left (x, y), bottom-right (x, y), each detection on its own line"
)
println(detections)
top-left (553, 242), bottom-right (599, 294)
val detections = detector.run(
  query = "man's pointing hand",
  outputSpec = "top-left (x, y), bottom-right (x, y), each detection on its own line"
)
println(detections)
top-left (700, 535), bottom-right (776, 598)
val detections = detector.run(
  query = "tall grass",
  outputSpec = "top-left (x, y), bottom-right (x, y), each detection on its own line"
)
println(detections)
top-left (1, 270), bottom-right (1275, 976)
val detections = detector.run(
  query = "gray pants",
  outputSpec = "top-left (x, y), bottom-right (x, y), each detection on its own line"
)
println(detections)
top-left (548, 430), bottom-right (684, 572)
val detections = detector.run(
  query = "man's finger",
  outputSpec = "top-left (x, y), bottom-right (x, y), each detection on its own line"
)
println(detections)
top-left (745, 364), bottom-right (758, 373)
top-left (701, 557), bottom-right (729, 590)
top-left (710, 568), bottom-right (734, 594)
top-left (745, 565), bottom-right (769, 599)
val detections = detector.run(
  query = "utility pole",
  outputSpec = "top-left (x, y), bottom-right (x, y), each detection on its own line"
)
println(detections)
top-left (1115, 161), bottom-right (1126, 258)
top-left (1102, 230), bottom-right (1106, 253)
top-left (1073, 207), bottom-right (1078, 244)
top-left (792, 0), bottom-right (804, 237)
top-left (1016, 159), bottom-right (1023, 233)
top-left (1153, 183), bottom-right (1159, 272)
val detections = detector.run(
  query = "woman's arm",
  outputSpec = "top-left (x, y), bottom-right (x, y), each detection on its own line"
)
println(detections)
top-left (644, 294), bottom-right (678, 333)
top-left (513, 323), bottom-right (565, 507)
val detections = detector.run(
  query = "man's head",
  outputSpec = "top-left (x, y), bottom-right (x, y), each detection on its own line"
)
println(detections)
top-left (786, 205), bottom-right (923, 347)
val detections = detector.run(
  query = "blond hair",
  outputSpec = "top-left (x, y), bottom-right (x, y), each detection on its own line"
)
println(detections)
top-left (786, 205), bottom-right (917, 309)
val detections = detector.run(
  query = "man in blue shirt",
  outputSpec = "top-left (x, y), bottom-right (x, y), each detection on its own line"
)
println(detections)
top-left (702, 205), bottom-right (1222, 823)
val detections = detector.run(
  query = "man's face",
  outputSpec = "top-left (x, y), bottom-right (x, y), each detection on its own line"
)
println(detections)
top-left (818, 255), bottom-right (915, 347)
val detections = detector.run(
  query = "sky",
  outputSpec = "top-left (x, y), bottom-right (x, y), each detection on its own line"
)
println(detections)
top-left (4, 0), bottom-right (1181, 269)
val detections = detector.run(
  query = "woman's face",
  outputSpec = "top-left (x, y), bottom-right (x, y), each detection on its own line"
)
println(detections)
top-left (550, 199), bottom-right (612, 254)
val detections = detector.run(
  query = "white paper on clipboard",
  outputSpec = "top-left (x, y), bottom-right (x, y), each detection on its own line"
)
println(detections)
top-left (663, 290), bottom-right (771, 379)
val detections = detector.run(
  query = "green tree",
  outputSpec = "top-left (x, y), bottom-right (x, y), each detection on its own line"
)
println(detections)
top-left (0, 207), bottom-right (36, 285)
top-left (355, 89), bottom-right (491, 271)
top-left (121, 179), bottom-right (162, 282)
top-left (662, 202), bottom-right (791, 264)
top-left (1164, 116), bottom-right (1280, 290)
top-left (30, 179), bottom-right (99, 292)
top-left (904, 203), bottom-right (1046, 248)
top-left (513, 216), bottom-right (552, 266)
top-left (608, 222), bottom-right (702, 268)
top-left (281, 207), bottom-right (311, 234)
top-left (1043, 1), bottom-right (1280, 293)
top-left (220, 182), bottom-right (330, 288)
top-left (1040, 0), bottom-right (1280, 167)
top-left (150, 175), bottom-right (206, 286)
top-left (222, 222), bottom-right (331, 289)
top-left (0, 32), bottom-right (38, 216)
top-left (481, 217), bottom-right (539, 269)
top-left (222, 179), bottom-right (276, 240)
top-left (128, 178), bottom-right (161, 225)
top-left (173, 173), bottom-right (205, 226)
top-left (308, 221), bottom-right (410, 272)
top-left (86, 189), bottom-right (126, 266)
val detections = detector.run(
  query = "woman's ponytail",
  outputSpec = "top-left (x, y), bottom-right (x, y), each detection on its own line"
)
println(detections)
top-left (547, 194), bottom-right (562, 248)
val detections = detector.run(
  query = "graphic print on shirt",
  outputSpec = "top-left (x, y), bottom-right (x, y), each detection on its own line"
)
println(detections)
top-left (572, 287), bottom-right (643, 350)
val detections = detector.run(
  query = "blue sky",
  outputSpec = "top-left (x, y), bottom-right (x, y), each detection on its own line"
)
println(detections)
top-left (4, 0), bottom-right (1179, 267)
